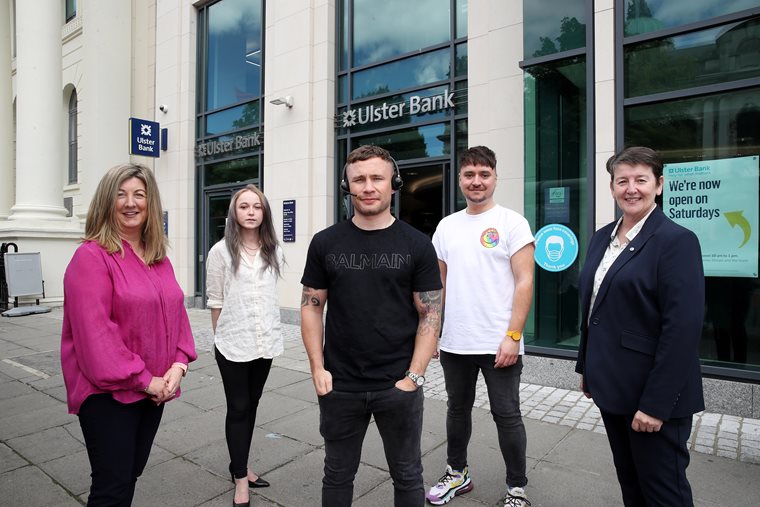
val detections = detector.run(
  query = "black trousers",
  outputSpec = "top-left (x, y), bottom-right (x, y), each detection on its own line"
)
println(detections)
top-left (600, 411), bottom-right (694, 507)
top-left (78, 393), bottom-right (164, 507)
top-left (215, 347), bottom-right (273, 479)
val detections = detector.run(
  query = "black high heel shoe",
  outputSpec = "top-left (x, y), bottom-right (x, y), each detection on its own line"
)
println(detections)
top-left (229, 464), bottom-right (271, 488)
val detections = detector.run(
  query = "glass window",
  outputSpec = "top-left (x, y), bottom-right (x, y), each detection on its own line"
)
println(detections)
top-left (455, 43), bottom-right (468, 77)
top-left (65, 0), bottom-right (76, 22)
top-left (624, 0), bottom-right (759, 36)
top-left (206, 0), bottom-right (263, 111)
top-left (354, 123), bottom-right (451, 161)
top-left (625, 18), bottom-right (760, 98)
top-left (205, 101), bottom-right (260, 135)
top-left (352, 48), bottom-right (450, 100)
top-left (524, 56), bottom-right (588, 349)
top-left (204, 156), bottom-right (260, 187)
top-left (68, 90), bottom-right (77, 184)
top-left (338, 0), bottom-right (349, 71)
top-left (353, 0), bottom-right (451, 67)
top-left (624, 87), bottom-right (760, 374)
top-left (523, 0), bottom-right (586, 59)
top-left (456, 0), bottom-right (468, 39)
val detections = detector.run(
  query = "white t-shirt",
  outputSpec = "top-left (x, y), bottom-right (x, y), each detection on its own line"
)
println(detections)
top-left (432, 205), bottom-right (535, 355)
top-left (206, 240), bottom-right (284, 362)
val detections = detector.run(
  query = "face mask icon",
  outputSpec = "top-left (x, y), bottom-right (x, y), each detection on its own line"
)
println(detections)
top-left (545, 236), bottom-right (564, 262)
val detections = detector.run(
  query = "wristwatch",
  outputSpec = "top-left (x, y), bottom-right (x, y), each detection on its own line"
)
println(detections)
top-left (506, 330), bottom-right (522, 342)
top-left (405, 370), bottom-right (425, 387)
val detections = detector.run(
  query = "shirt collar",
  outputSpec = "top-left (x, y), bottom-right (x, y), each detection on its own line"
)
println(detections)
top-left (609, 204), bottom-right (657, 244)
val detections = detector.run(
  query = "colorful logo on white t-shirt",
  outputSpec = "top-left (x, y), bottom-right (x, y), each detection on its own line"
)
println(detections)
top-left (480, 227), bottom-right (499, 248)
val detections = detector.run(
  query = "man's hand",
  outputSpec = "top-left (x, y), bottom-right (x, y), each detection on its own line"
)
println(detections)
top-left (494, 337), bottom-right (519, 368)
top-left (312, 368), bottom-right (333, 396)
top-left (631, 410), bottom-right (663, 432)
top-left (395, 376), bottom-right (418, 392)
top-left (579, 375), bottom-right (592, 399)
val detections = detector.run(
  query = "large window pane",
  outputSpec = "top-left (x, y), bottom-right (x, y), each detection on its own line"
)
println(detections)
top-left (625, 0), bottom-right (759, 36)
top-left (204, 156), bottom-right (260, 187)
top-left (352, 48), bottom-right (450, 99)
top-left (456, 0), bottom-right (468, 39)
top-left (625, 88), bottom-right (760, 372)
top-left (524, 0), bottom-right (586, 59)
top-left (355, 123), bottom-right (451, 161)
top-left (205, 101), bottom-right (260, 135)
top-left (353, 0), bottom-right (450, 67)
top-left (206, 0), bottom-right (262, 111)
top-left (524, 56), bottom-right (588, 349)
top-left (625, 18), bottom-right (760, 98)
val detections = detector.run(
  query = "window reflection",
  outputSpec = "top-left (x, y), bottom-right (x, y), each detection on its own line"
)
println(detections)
top-left (206, 0), bottom-right (262, 111)
top-left (624, 0), bottom-right (759, 36)
top-left (353, 0), bottom-right (450, 67)
top-left (355, 123), bottom-right (450, 160)
top-left (625, 18), bottom-right (760, 98)
top-left (204, 156), bottom-right (260, 187)
top-left (352, 48), bottom-right (450, 99)
top-left (206, 101), bottom-right (260, 136)
top-left (523, 0), bottom-right (586, 59)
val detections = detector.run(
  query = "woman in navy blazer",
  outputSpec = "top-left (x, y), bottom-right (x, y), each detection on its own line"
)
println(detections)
top-left (576, 147), bottom-right (705, 506)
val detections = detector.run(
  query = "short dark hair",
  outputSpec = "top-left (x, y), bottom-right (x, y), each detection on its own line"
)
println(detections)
top-left (606, 146), bottom-right (663, 180)
top-left (459, 146), bottom-right (497, 171)
top-left (346, 144), bottom-right (394, 168)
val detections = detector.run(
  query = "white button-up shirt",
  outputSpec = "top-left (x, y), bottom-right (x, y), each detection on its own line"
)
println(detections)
top-left (206, 240), bottom-right (284, 362)
top-left (589, 205), bottom-right (657, 315)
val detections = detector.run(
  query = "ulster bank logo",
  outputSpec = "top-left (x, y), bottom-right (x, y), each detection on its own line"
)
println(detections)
top-left (339, 89), bottom-right (455, 129)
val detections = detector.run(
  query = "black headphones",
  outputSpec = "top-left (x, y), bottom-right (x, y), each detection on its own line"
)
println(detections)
top-left (340, 156), bottom-right (404, 194)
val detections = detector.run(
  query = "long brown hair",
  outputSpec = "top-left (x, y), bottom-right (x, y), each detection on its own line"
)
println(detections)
top-left (84, 163), bottom-right (167, 264)
top-left (225, 184), bottom-right (282, 276)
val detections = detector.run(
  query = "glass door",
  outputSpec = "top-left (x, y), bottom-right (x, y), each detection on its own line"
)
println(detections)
top-left (197, 187), bottom-right (238, 305)
top-left (396, 162), bottom-right (448, 238)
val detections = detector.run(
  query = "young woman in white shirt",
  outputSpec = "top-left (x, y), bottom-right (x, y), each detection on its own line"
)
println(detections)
top-left (206, 184), bottom-right (284, 507)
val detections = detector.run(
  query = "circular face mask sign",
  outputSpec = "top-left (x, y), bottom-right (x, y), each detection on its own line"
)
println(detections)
top-left (534, 224), bottom-right (579, 272)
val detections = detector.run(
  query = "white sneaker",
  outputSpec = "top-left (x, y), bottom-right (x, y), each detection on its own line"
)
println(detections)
top-left (504, 486), bottom-right (531, 507)
top-left (425, 465), bottom-right (473, 505)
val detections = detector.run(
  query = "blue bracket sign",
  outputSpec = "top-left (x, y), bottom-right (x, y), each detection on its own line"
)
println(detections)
top-left (283, 200), bottom-right (296, 242)
top-left (129, 117), bottom-right (160, 158)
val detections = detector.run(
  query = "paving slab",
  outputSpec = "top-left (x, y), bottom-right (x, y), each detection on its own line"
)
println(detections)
top-left (132, 457), bottom-right (231, 507)
top-left (38, 448), bottom-right (92, 498)
top-left (0, 464), bottom-right (81, 507)
top-left (7, 425), bottom-right (85, 464)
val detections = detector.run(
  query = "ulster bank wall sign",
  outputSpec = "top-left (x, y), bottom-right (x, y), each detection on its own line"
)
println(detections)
top-left (338, 89), bottom-right (455, 129)
top-left (195, 131), bottom-right (263, 159)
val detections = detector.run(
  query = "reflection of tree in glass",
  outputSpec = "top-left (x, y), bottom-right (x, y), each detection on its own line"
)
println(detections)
top-left (231, 101), bottom-right (259, 131)
top-left (624, 0), bottom-right (664, 36)
top-left (356, 85), bottom-right (391, 100)
top-left (533, 17), bottom-right (586, 58)
top-left (626, 100), bottom-right (698, 163)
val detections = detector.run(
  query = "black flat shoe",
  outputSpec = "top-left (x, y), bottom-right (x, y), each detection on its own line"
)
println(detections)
top-left (232, 501), bottom-right (249, 507)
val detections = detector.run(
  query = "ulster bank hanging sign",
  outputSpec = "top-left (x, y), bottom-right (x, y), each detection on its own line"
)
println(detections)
top-left (338, 89), bottom-right (455, 129)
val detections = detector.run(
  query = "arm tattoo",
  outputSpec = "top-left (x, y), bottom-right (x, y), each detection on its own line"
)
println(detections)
top-left (416, 289), bottom-right (442, 336)
top-left (301, 286), bottom-right (322, 307)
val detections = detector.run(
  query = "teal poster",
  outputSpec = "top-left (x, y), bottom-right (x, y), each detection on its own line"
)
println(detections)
top-left (663, 156), bottom-right (758, 278)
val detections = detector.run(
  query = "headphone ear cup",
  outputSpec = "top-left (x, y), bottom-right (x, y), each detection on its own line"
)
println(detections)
top-left (392, 173), bottom-right (404, 190)
top-left (340, 178), bottom-right (350, 193)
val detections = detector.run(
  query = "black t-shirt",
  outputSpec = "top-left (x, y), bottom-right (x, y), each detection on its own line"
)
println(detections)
top-left (301, 219), bottom-right (442, 391)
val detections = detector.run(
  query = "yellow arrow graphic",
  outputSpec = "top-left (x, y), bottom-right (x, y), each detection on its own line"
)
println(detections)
top-left (724, 211), bottom-right (751, 248)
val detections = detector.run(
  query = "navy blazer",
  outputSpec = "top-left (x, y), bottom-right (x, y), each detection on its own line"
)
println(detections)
top-left (575, 206), bottom-right (705, 420)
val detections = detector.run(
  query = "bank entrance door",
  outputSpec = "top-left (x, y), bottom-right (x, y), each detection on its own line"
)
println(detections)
top-left (395, 161), bottom-right (450, 237)
top-left (198, 187), bottom-right (239, 303)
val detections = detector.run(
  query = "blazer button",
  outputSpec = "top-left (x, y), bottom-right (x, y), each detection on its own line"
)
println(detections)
top-left (591, 318), bottom-right (600, 325)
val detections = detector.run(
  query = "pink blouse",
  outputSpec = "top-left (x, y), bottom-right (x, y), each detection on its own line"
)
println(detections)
top-left (61, 240), bottom-right (197, 414)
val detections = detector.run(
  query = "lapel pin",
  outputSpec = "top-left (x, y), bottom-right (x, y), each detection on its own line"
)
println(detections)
top-left (629, 247), bottom-right (635, 251)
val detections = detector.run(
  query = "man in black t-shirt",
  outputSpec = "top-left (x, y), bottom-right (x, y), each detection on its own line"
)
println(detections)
top-left (301, 145), bottom-right (442, 507)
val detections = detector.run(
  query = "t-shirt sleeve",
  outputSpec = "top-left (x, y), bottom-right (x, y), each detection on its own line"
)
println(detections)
top-left (507, 213), bottom-right (535, 257)
top-left (300, 233), bottom-right (328, 289)
top-left (413, 238), bottom-right (443, 292)
top-left (431, 223), bottom-right (446, 261)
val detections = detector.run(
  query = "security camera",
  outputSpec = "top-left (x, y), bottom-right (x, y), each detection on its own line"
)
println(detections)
top-left (159, 104), bottom-right (168, 113)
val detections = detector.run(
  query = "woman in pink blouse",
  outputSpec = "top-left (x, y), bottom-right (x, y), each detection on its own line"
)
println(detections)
top-left (206, 185), bottom-right (283, 507)
top-left (61, 163), bottom-right (197, 506)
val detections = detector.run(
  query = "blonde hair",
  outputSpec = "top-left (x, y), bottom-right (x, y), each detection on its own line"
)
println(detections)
top-left (84, 163), bottom-right (167, 265)
top-left (225, 184), bottom-right (282, 276)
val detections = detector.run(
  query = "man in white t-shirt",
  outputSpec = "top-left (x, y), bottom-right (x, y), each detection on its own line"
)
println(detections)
top-left (427, 146), bottom-right (535, 507)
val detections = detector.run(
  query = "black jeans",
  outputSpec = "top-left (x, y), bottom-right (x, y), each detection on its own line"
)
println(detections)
top-left (318, 386), bottom-right (425, 507)
top-left (78, 393), bottom-right (164, 507)
top-left (440, 351), bottom-right (527, 488)
top-left (215, 347), bottom-right (273, 479)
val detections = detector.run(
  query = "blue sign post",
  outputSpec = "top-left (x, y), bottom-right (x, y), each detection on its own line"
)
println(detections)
top-left (534, 224), bottom-right (579, 272)
top-left (129, 118), bottom-right (160, 158)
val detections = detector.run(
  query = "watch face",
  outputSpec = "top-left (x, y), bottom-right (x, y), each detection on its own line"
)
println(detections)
top-left (415, 376), bottom-right (425, 386)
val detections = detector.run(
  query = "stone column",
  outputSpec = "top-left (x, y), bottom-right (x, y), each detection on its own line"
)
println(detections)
top-left (9, 0), bottom-right (68, 221)
top-left (0, 0), bottom-right (13, 220)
